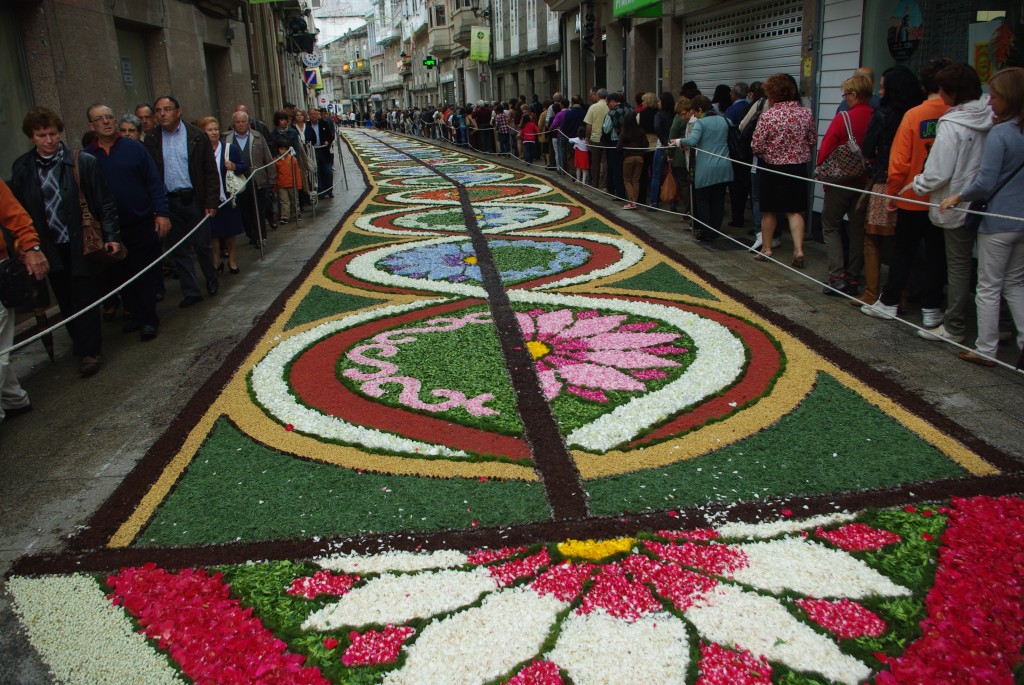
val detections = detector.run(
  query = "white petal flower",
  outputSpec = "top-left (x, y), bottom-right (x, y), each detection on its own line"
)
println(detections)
top-left (302, 568), bottom-right (497, 630)
top-left (546, 611), bottom-right (690, 685)
top-left (685, 584), bottom-right (870, 685)
top-left (728, 537), bottom-right (912, 599)
top-left (383, 587), bottom-right (566, 685)
top-left (316, 549), bottom-right (469, 574)
top-left (8, 574), bottom-right (185, 685)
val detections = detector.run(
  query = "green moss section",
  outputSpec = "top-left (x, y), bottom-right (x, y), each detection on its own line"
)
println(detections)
top-left (136, 418), bottom-right (549, 547)
top-left (541, 192), bottom-right (572, 204)
top-left (363, 203), bottom-right (397, 215)
top-left (564, 218), bottom-right (621, 235)
top-left (285, 286), bottom-right (387, 330)
top-left (601, 262), bottom-right (717, 300)
top-left (585, 373), bottom-right (969, 515)
top-left (338, 231), bottom-right (394, 252)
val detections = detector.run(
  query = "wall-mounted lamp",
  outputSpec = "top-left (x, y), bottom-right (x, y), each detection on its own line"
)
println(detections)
top-left (470, 0), bottom-right (491, 18)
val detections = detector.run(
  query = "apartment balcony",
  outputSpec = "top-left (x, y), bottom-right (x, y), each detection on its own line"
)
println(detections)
top-left (427, 25), bottom-right (454, 57)
top-left (376, 23), bottom-right (400, 46)
top-left (382, 74), bottom-right (404, 89)
top-left (451, 8), bottom-right (482, 50)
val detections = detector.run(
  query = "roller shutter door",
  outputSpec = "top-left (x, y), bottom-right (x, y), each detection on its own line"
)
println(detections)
top-left (683, 0), bottom-right (803, 93)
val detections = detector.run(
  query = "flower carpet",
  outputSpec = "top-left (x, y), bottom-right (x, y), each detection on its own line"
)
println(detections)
top-left (7, 131), bottom-right (1024, 684)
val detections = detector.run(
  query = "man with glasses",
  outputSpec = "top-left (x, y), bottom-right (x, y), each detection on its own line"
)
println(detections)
top-left (86, 104), bottom-right (168, 340)
top-left (143, 95), bottom-right (219, 308)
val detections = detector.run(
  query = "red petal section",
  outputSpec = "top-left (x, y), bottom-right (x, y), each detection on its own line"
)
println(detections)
top-left (795, 598), bottom-right (887, 639)
top-left (645, 541), bottom-right (749, 576)
top-left (505, 659), bottom-right (565, 685)
top-left (107, 565), bottom-right (328, 684)
top-left (577, 562), bottom-right (662, 620)
top-left (487, 549), bottom-right (551, 587)
top-left (529, 562), bottom-right (595, 602)
top-left (696, 642), bottom-right (772, 685)
top-left (815, 523), bottom-right (902, 551)
top-left (286, 570), bottom-right (360, 600)
top-left (342, 625), bottom-right (415, 667)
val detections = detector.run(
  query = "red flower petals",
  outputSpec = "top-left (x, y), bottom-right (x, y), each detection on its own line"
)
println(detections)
top-left (488, 549), bottom-right (551, 587)
top-left (645, 541), bottom-right (749, 576)
top-left (696, 642), bottom-right (772, 685)
top-left (795, 598), bottom-right (887, 639)
top-left (322, 637), bottom-right (339, 650)
top-left (286, 570), bottom-right (360, 600)
top-left (577, 563), bottom-right (662, 620)
top-left (881, 496), bottom-right (1024, 683)
top-left (285, 423), bottom-right (295, 431)
top-left (529, 562), bottom-right (594, 602)
top-left (621, 554), bottom-right (718, 611)
top-left (505, 659), bottom-right (565, 684)
top-left (341, 625), bottom-right (415, 667)
top-left (467, 546), bottom-right (529, 565)
top-left (107, 565), bottom-right (328, 685)
top-left (815, 523), bottom-right (902, 551)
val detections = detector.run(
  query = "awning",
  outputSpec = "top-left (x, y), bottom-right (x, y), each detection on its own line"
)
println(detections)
top-left (613, 0), bottom-right (660, 18)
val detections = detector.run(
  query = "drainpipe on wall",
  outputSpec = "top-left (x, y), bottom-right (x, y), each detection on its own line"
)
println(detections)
top-left (241, 3), bottom-right (263, 116)
top-left (620, 17), bottom-right (630, 97)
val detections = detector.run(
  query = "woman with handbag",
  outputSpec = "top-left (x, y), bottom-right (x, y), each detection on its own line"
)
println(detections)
top-left (9, 107), bottom-right (120, 378)
top-left (939, 67), bottom-right (1024, 366)
top-left (197, 117), bottom-right (247, 275)
top-left (852, 66), bottom-right (924, 308)
top-left (905, 63), bottom-right (993, 344)
top-left (816, 73), bottom-right (874, 294)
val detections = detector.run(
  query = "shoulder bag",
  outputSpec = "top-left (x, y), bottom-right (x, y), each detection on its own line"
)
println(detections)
top-left (964, 158), bottom-right (1024, 231)
top-left (0, 227), bottom-right (32, 309)
top-left (813, 111), bottom-right (868, 182)
top-left (73, 150), bottom-right (126, 263)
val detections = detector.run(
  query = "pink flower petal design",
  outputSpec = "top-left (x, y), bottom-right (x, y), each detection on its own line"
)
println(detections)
top-left (567, 386), bottom-right (608, 402)
top-left (537, 368), bottom-right (562, 400)
top-left (641, 344), bottom-right (690, 356)
top-left (557, 363), bottom-right (646, 392)
top-left (559, 314), bottom-right (628, 339)
top-left (535, 309), bottom-right (575, 339)
top-left (584, 331), bottom-right (681, 350)
top-left (618, 322), bottom-right (659, 332)
top-left (631, 369), bottom-right (669, 381)
top-left (585, 350), bottom-right (681, 369)
top-left (516, 312), bottom-right (536, 340)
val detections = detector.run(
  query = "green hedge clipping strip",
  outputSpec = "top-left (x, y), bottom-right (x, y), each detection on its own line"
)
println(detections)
top-left (601, 262), bottom-right (717, 300)
top-left (285, 286), bottom-right (388, 330)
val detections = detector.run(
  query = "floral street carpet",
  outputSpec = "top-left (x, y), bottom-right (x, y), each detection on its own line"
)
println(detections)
top-left (7, 131), bottom-right (1023, 684)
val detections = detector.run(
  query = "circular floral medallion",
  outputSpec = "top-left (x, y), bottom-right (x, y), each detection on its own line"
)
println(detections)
top-left (353, 203), bottom-right (574, 235)
top-left (383, 184), bottom-right (553, 205)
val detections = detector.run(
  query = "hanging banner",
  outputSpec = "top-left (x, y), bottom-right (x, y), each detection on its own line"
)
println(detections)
top-left (303, 67), bottom-right (322, 90)
top-left (470, 26), bottom-right (491, 62)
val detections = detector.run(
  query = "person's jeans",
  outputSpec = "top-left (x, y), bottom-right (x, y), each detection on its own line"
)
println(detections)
top-left (976, 230), bottom-right (1024, 356)
top-left (605, 147), bottom-right (625, 199)
top-left (553, 133), bottom-right (565, 171)
top-left (751, 169), bottom-right (762, 233)
top-left (168, 194), bottom-right (217, 300)
top-left (524, 141), bottom-right (536, 164)
top-left (694, 182), bottom-right (729, 240)
top-left (499, 132), bottom-right (510, 154)
top-left (879, 209), bottom-right (946, 309)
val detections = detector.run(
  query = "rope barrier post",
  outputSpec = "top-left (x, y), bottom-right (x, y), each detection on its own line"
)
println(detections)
top-left (337, 134), bottom-right (349, 191)
top-left (252, 181), bottom-right (265, 261)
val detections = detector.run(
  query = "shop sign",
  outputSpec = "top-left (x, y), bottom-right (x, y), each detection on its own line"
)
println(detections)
top-left (887, 0), bottom-right (924, 62)
top-left (612, 0), bottom-right (660, 18)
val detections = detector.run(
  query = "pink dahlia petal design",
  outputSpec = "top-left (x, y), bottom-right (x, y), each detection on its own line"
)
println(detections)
top-left (559, 314), bottom-right (628, 339)
top-left (538, 368), bottom-right (562, 401)
top-left (557, 363), bottom-right (646, 392)
top-left (583, 331), bottom-right (680, 350)
top-left (516, 311), bottom-right (536, 340)
top-left (535, 309), bottom-right (575, 338)
top-left (585, 350), bottom-right (681, 369)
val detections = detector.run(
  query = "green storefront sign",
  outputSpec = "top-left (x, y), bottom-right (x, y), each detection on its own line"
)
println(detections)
top-left (613, 0), bottom-right (661, 18)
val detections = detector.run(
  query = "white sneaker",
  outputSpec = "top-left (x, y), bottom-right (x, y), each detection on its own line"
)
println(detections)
top-left (917, 324), bottom-right (965, 343)
top-left (751, 233), bottom-right (763, 251)
top-left (861, 299), bottom-right (898, 320)
top-left (921, 308), bottom-right (943, 328)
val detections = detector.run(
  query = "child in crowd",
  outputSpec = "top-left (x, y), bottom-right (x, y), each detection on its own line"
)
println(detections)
top-left (568, 125), bottom-right (590, 184)
top-left (520, 113), bottom-right (539, 164)
top-left (273, 143), bottom-right (303, 225)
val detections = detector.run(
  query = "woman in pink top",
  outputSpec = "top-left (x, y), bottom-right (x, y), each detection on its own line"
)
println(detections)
top-left (751, 73), bottom-right (817, 267)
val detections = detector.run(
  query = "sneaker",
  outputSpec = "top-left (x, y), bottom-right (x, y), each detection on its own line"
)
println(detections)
top-left (861, 299), bottom-right (898, 320)
top-left (823, 275), bottom-right (851, 296)
top-left (751, 233), bottom-right (763, 251)
top-left (921, 308), bottom-right (943, 328)
top-left (623, 202), bottom-right (637, 210)
top-left (279, 218), bottom-right (289, 225)
top-left (917, 324), bottom-right (965, 343)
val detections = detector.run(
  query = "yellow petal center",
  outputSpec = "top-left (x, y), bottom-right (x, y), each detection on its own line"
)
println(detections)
top-left (557, 537), bottom-right (637, 561)
top-left (463, 255), bottom-right (478, 265)
top-left (526, 340), bottom-right (550, 360)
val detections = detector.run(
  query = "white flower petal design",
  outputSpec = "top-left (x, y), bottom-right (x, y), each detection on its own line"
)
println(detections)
top-left (546, 611), bottom-right (690, 685)
top-left (729, 537), bottom-right (911, 599)
top-left (715, 513), bottom-right (856, 539)
top-left (383, 588), bottom-right (566, 685)
top-left (685, 584), bottom-right (870, 685)
top-left (8, 575), bottom-right (185, 685)
top-left (302, 569), bottom-right (497, 631)
top-left (316, 549), bottom-right (470, 574)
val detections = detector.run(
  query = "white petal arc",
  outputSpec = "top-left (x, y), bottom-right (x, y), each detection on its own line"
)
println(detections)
top-left (302, 568), bottom-right (497, 631)
top-left (728, 537), bottom-right (912, 599)
top-left (383, 588), bottom-right (566, 685)
top-left (685, 584), bottom-right (870, 685)
top-left (316, 549), bottom-right (470, 574)
top-left (546, 611), bottom-right (690, 685)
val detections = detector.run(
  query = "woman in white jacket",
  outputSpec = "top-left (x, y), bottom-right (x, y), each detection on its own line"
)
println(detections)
top-left (904, 62), bottom-right (993, 344)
